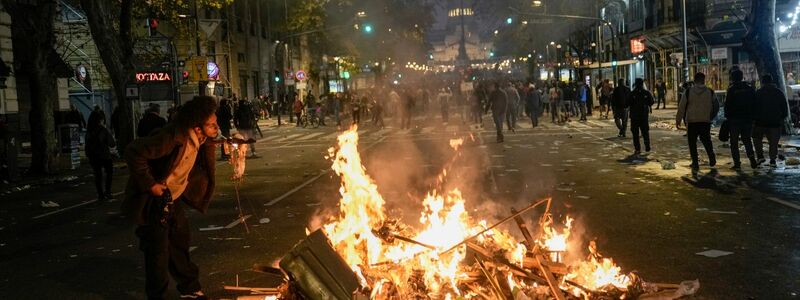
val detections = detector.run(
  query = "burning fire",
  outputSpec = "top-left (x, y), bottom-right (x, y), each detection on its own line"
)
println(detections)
top-left (317, 126), bottom-right (636, 298)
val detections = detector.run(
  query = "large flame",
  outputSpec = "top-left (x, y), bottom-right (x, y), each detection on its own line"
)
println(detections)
top-left (319, 126), bottom-right (633, 297)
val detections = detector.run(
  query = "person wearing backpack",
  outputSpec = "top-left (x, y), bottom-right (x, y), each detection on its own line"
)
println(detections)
top-left (676, 72), bottom-right (719, 169)
top-left (86, 114), bottom-right (117, 201)
top-left (724, 69), bottom-right (757, 169)
top-left (626, 78), bottom-right (655, 155)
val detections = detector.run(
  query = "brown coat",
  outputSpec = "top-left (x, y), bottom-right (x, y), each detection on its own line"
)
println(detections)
top-left (121, 124), bottom-right (216, 225)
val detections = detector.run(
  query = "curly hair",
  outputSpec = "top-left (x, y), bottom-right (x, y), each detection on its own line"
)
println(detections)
top-left (173, 96), bottom-right (218, 131)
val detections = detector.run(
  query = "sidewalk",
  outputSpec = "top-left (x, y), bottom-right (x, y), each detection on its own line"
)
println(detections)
top-left (0, 118), bottom-right (283, 194)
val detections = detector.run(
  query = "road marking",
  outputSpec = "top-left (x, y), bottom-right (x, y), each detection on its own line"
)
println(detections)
top-left (32, 191), bottom-right (125, 220)
top-left (265, 136), bottom-right (387, 206)
top-left (224, 214), bottom-right (252, 228)
top-left (262, 135), bottom-right (282, 142)
top-left (766, 196), bottom-right (800, 210)
top-left (295, 132), bottom-right (326, 141)
top-left (277, 133), bottom-right (304, 142)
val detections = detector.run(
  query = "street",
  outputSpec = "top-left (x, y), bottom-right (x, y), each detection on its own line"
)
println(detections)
top-left (1, 111), bottom-right (799, 299)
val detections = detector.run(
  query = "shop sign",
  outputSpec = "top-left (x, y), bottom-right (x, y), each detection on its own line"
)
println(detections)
top-left (630, 37), bottom-right (645, 54)
top-left (135, 72), bottom-right (172, 82)
top-left (711, 48), bottom-right (728, 60)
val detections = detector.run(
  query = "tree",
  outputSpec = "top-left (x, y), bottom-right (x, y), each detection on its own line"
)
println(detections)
top-left (742, 0), bottom-right (792, 131)
top-left (1, 0), bottom-right (61, 174)
top-left (80, 0), bottom-right (230, 153)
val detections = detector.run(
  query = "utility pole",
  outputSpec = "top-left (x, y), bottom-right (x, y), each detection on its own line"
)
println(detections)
top-left (194, 0), bottom-right (206, 96)
top-left (681, 0), bottom-right (690, 84)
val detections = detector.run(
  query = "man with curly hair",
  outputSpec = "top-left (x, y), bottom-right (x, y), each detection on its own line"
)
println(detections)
top-left (122, 96), bottom-right (219, 300)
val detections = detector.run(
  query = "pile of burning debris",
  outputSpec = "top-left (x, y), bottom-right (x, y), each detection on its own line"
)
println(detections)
top-left (225, 127), bottom-right (700, 300)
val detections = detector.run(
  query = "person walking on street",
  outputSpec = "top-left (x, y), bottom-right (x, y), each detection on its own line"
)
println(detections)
top-left (676, 72), bottom-right (719, 169)
top-left (234, 99), bottom-right (259, 157)
top-left (626, 78), bottom-right (654, 155)
top-left (550, 81), bottom-right (562, 123)
top-left (526, 83), bottom-right (542, 127)
top-left (577, 81), bottom-right (588, 121)
top-left (612, 78), bottom-right (630, 137)
top-left (655, 78), bottom-right (667, 109)
top-left (438, 88), bottom-right (450, 123)
top-left (85, 114), bottom-right (116, 201)
top-left (489, 81), bottom-right (508, 142)
top-left (541, 82), bottom-right (551, 115)
top-left (138, 103), bottom-right (167, 138)
top-left (122, 96), bottom-right (219, 300)
top-left (724, 69), bottom-right (758, 169)
top-left (752, 74), bottom-right (790, 167)
top-left (599, 80), bottom-right (612, 119)
top-left (292, 95), bottom-right (304, 127)
top-left (504, 82), bottom-right (520, 131)
top-left (401, 91), bottom-right (415, 129)
top-left (562, 81), bottom-right (575, 122)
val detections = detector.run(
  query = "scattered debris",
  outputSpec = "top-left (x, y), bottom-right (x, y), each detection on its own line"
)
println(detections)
top-left (661, 161), bottom-right (676, 170)
top-left (259, 218), bottom-right (271, 224)
top-left (40, 201), bottom-right (60, 208)
top-left (786, 157), bottom-right (800, 165)
top-left (708, 210), bottom-right (738, 215)
top-left (664, 212), bottom-right (671, 216)
top-left (199, 225), bottom-right (224, 231)
top-left (695, 249), bottom-right (733, 258)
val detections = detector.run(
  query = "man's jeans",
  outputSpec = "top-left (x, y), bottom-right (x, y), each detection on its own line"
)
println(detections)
top-left (752, 125), bottom-right (782, 161)
top-left (728, 120), bottom-right (755, 164)
top-left (687, 122), bottom-right (715, 164)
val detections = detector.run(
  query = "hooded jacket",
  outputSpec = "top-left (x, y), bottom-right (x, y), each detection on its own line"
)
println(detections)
top-left (724, 81), bottom-right (756, 121)
top-left (754, 83), bottom-right (789, 128)
top-left (626, 87), bottom-right (654, 121)
top-left (121, 124), bottom-right (216, 225)
top-left (676, 84), bottom-right (718, 124)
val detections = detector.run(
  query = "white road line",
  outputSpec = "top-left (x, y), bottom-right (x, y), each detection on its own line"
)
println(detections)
top-left (224, 215), bottom-right (252, 228)
top-left (277, 133), bottom-right (304, 142)
top-left (766, 196), bottom-right (800, 210)
top-left (322, 132), bottom-right (340, 139)
top-left (32, 191), bottom-right (125, 220)
top-left (262, 135), bottom-right (282, 142)
top-left (295, 132), bottom-right (326, 141)
top-left (422, 127), bottom-right (435, 134)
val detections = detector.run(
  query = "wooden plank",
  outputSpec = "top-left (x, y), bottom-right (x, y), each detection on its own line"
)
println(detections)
top-left (534, 254), bottom-right (567, 300)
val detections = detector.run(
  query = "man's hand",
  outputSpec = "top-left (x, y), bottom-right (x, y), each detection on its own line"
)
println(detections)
top-left (150, 183), bottom-right (167, 197)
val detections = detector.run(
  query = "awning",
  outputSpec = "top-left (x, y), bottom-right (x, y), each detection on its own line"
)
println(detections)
top-left (698, 21), bottom-right (747, 46)
top-left (576, 59), bottom-right (640, 69)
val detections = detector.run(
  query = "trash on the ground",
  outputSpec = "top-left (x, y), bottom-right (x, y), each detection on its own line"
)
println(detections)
top-left (576, 195), bottom-right (590, 199)
top-left (287, 213), bottom-right (295, 218)
top-left (189, 246), bottom-right (198, 252)
top-left (40, 201), bottom-right (60, 208)
top-left (661, 160), bottom-right (676, 170)
top-left (199, 225), bottom-right (224, 231)
top-left (540, 163), bottom-right (553, 167)
top-left (786, 157), bottom-right (800, 165)
top-left (664, 212), bottom-right (671, 216)
top-left (556, 187), bottom-right (572, 192)
top-left (695, 249), bottom-right (733, 258)
top-left (111, 249), bottom-right (120, 253)
top-left (695, 208), bottom-right (709, 211)
top-left (708, 210), bottom-right (738, 215)
top-left (69, 254), bottom-right (77, 258)
top-left (617, 192), bottom-right (627, 196)
top-left (259, 218), bottom-right (271, 224)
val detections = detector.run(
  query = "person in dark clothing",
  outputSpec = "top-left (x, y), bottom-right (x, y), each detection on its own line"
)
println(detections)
top-left (86, 114), bottom-right (116, 201)
top-left (488, 81), bottom-right (508, 142)
top-left (122, 96), bottom-right (218, 300)
top-left (87, 105), bottom-right (106, 130)
top-left (626, 78), bottom-right (655, 154)
top-left (655, 78), bottom-right (668, 109)
top-left (137, 104), bottom-right (167, 137)
top-left (677, 73), bottom-right (719, 169)
top-left (234, 100), bottom-right (259, 157)
top-left (401, 91), bottom-right (415, 129)
top-left (611, 78), bottom-right (630, 137)
top-left (526, 83), bottom-right (542, 127)
top-left (216, 98), bottom-right (233, 159)
top-left (724, 69), bottom-right (757, 169)
top-left (66, 104), bottom-right (87, 130)
top-left (752, 74), bottom-right (790, 167)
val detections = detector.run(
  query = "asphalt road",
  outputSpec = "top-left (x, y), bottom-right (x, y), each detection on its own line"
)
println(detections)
top-left (1, 110), bottom-right (799, 299)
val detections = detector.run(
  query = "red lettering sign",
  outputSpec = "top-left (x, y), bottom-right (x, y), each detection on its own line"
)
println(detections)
top-left (630, 38), bottom-right (645, 54)
top-left (135, 72), bottom-right (172, 82)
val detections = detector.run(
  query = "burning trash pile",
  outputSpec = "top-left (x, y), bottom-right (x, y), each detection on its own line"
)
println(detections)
top-left (227, 127), bottom-right (699, 300)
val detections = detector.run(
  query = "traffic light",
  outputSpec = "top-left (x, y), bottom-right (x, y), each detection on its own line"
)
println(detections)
top-left (489, 51), bottom-right (495, 58)
top-left (148, 18), bottom-right (159, 36)
top-left (363, 24), bottom-right (373, 33)
top-left (273, 69), bottom-right (281, 83)
top-left (506, 17), bottom-right (513, 24)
